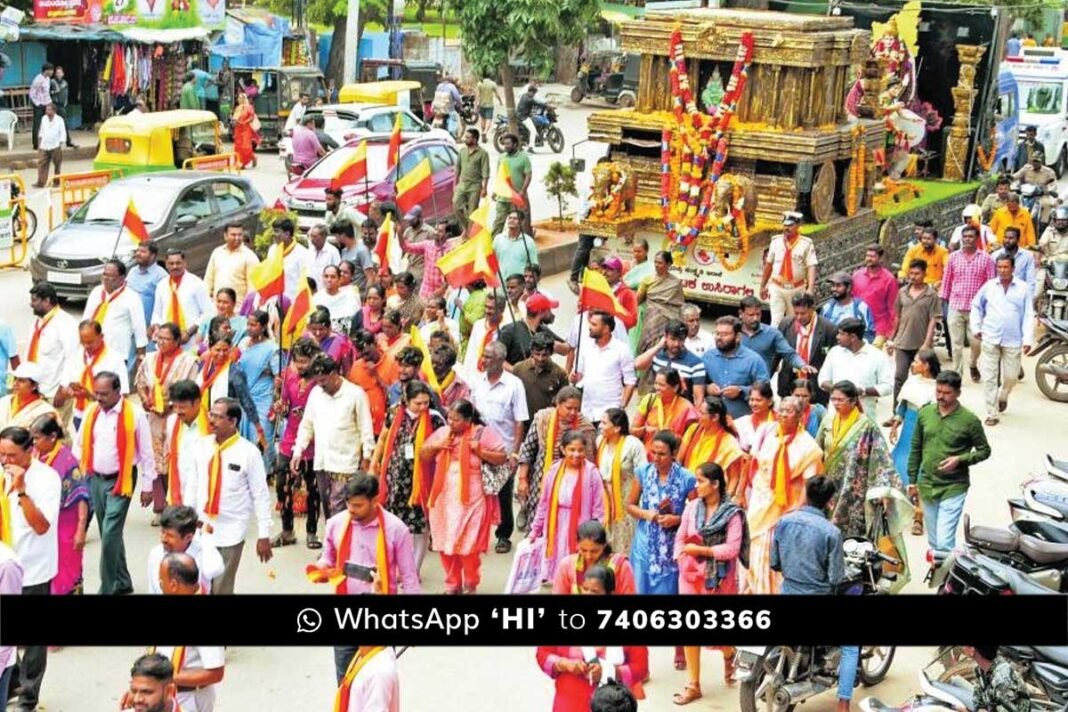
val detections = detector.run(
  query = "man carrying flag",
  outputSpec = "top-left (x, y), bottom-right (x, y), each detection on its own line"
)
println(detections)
top-left (491, 133), bottom-right (533, 236)
top-left (122, 199), bottom-right (151, 245)
top-left (452, 128), bottom-right (491, 230)
top-left (436, 223), bottom-right (501, 292)
top-left (399, 220), bottom-right (462, 300)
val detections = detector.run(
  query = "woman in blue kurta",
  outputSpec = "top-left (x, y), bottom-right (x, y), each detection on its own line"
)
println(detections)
top-left (236, 310), bottom-right (281, 470)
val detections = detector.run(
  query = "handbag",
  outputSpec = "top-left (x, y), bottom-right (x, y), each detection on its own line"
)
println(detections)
top-left (869, 502), bottom-right (904, 575)
top-left (250, 114), bottom-right (261, 132)
top-left (481, 460), bottom-right (512, 496)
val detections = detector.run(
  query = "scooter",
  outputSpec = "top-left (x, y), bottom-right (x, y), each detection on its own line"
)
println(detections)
top-left (957, 515), bottom-right (1068, 592)
top-left (933, 645), bottom-right (1068, 711)
top-left (861, 665), bottom-right (975, 711)
top-left (1032, 315), bottom-right (1068, 402)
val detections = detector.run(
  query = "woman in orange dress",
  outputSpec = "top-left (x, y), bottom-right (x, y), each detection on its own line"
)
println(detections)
top-left (347, 329), bottom-right (392, 436)
top-left (375, 310), bottom-right (410, 370)
top-left (630, 368), bottom-right (699, 457)
top-left (421, 399), bottom-right (507, 594)
top-left (232, 92), bottom-right (258, 168)
top-left (678, 395), bottom-right (746, 505)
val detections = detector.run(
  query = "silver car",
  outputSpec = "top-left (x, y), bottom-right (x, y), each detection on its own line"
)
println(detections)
top-left (30, 171), bottom-right (264, 301)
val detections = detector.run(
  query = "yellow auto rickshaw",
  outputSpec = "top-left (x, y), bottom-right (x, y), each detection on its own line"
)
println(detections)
top-left (338, 80), bottom-right (426, 118)
top-left (93, 110), bottom-right (222, 175)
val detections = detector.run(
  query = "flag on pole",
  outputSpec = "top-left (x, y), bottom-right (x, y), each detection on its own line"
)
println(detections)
top-left (122, 199), bottom-right (150, 244)
top-left (578, 266), bottom-right (632, 322)
top-left (387, 113), bottom-right (402, 172)
top-left (280, 268), bottom-right (313, 349)
top-left (436, 229), bottom-right (501, 289)
top-left (249, 243), bottom-right (285, 302)
top-left (494, 159), bottom-right (526, 209)
top-left (395, 157), bottom-right (433, 215)
top-left (373, 214), bottom-right (406, 274)
top-left (465, 201), bottom-right (492, 241)
top-left (330, 141), bottom-right (368, 190)
top-left (408, 325), bottom-right (441, 393)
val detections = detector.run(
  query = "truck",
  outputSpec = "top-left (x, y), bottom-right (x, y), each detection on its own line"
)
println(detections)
top-left (1004, 47), bottom-right (1068, 176)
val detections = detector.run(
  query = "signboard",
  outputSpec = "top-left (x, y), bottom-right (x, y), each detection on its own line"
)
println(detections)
top-left (633, 228), bottom-right (766, 306)
top-left (33, 0), bottom-right (224, 28)
top-left (34, 0), bottom-right (101, 23)
top-left (0, 179), bottom-right (13, 251)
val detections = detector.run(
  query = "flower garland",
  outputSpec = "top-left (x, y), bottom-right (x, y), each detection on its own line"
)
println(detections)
top-left (702, 183), bottom-right (751, 271)
top-left (660, 28), bottom-right (755, 257)
top-left (976, 130), bottom-right (998, 173)
top-left (846, 125), bottom-right (866, 217)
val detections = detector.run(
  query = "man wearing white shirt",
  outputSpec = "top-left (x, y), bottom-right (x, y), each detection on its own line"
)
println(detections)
top-left (681, 303), bottom-right (715, 357)
top-left (147, 505), bottom-right (224, 595)
top-left (71, 372), bottom-right (157, 594)
top-left (151, 250), bottom-right (212, 346)
top-left (193, 397), bottom-right (273, 593)
top-left (203, 222), bottom-right (260, 304)
top-left (162, 380), bottom-right (209, 508)
top-left (275, 218), bottom-right (315, 298)
top-left (292, 354), bottom-right (375, 523)
top-left (34, 103), bottom-right (65, 188)
top-left (309, 223), bottom-right (341, 283)
top-left (151, 640), bottom-right (225, 712)
top-left (571, 311), bottom-right (637, 421)
top-left (83, 260), bottom-right (149, 370)
top-left (0, 425), bottom-right (60, 712)
top-left (463, 294), bottom-right (504, 380)
top-left (418, 296), bottom-right (461, 347)
top-left (817, 318), bottom-right (893, 416)
top-left (26, 282), bottom-right (79, 401)
top-left (58, 320), bottom-right (130, 428)
top-left (564, 307), bottom-right (628, 374)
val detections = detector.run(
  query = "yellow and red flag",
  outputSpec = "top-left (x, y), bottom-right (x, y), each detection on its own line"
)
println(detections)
top-left (280, 267), bottom-right (313, 349)
top-left (373, 214), bottom-right (405, 274)
top-left (465, 200), bottom-right (491, 241)
top-left (437, 224), bottom-right (501, 289)
top-left (249, 243), bottom-right (285, 302)
top-left (395, 157), bottom-right (433, 215)
top-left (330, 141), bottom-right (368, 190)
top-left (387, 113), bottom-right (402, 172)
top-left (122, 199), bottom-right (150, 244)
top-left (408, 325), bottom-right (441, 393)
top-left (494, 159), bottom-right (526, 209)
top-left (579, 266), bottom-right (632, 322)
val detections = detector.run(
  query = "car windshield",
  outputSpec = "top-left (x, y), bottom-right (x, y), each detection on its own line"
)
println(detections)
top-left (1023, 82), bottom-right (1064, 115)
top-left (323, 112), bottom-right (361, 132)
top-left (70, 183), bottom-right (178, 225)
top-left (306, 143), bottom-right (392, 183)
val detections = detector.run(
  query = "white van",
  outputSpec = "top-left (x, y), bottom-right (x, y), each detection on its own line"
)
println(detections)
top-left (1005, 47), bottom-right (1068, 176)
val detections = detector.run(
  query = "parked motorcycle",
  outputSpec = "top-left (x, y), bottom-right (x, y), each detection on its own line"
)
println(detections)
top-left (954, 515), bottom-right (1068, 592)
top-left (492, 104), bottom-right (565, 154)
top-left (735, 538), bottom-right (898, 712)
top-left (1040, 256), bottom-right (1068, 322)
top-left (861, 664), bottom-right (975, 712)
top-left (934, 645), bottom-right (1068, 711)
top-left (1031, 315), bottom-right (1068, 402)
top-left (1018, 182), bottom-right (1059, 236)
top-left (459, 94), bottom-right (478, 127)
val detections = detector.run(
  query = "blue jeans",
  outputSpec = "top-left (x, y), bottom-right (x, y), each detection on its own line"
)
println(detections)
top-left (0, 663), bottom-right (12, 709)
top-left (838, 646), bottom-right (860, 700)
top-left (922, 491), bottom-right (968, 561)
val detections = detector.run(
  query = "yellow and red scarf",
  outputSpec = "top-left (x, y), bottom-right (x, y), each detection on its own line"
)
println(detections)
top-left (334, 646), bottom-right (387, 712)
top-left (204, 433), bottom-right (240, 517)
top-left (378, 410), bottom-right (431, 507)
top-left (168, 277), bottom-right (187, 333)
top-left (681, 424), bottom-right (726, 472)
top-left (830, 407), bottom-right (860, 456)
top-left (91, 285), bottom-right (126, 325)
top-left (771, 423), bottom-right (797, 507)
top-left (571, 553), bottom-right (619, 594)
top-left (545, 462), bottom-right (585, 560)
top-left (542, 411), bottom-right (563, 479)
top-left (474, 325), bottom-right (497, 372)
top-left (10, 393), bottom-right (41, 419)
top-left (81, 399), bottom-right (138, 496)
top-left (0, 471), bottom-right (12, 545)
top-left (307, 508), bottom-right (392, 596)
top-left (76, 346), bottom-right (108, 412)
top-left (27, 306), bottom-right (60, 362)
top-left (167, 416), bottom-right (192, 506)
top-left (779, 235), bottom-right (798, 282)
top-left (198, 355), bottom-right (233, 434)
top-left (428, 429), bottom-right (477, 507)
top-left (40, 443), bottom-right (62, 468)
top-left (152, 351), bottom-right (180, 414)
top-left (597, 438), bottom-right (625, 524)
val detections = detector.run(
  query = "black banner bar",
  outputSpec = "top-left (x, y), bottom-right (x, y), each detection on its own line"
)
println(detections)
top-left (3, 595), bottom-right (1065, 646)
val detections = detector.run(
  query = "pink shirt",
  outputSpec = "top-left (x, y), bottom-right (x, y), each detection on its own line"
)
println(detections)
top-left (279, 369), bottom-right (315, 460)
top-left (403, 238), bottom-right (457, 298)
top-left (851, 266), bottom-right (899, 338)
top-left (941, 249), bottom-right (997, 312)
top-left (290, 125), bottom-right (322, 168)
top-left (345, 647), bottom-right (400, 712)
top-left (317, 508), bottom-right (422, 594)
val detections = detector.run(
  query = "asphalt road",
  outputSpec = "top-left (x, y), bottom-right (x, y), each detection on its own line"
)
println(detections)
top-left (4, 93), bottom-right (1066, 711)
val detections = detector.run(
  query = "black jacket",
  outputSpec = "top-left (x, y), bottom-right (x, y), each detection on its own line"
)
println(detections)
top-left (774, 314), bottom-right (838, 404)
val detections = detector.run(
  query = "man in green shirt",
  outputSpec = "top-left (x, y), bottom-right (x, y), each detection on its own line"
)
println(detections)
top-left (492, 133), bottom-right (533, 236)
top-left (453, 127), bottom-right (491, 231)
top-left (179, 73), bottom-right (199, 111)
top-left (907, 369), bottom-right (991, 565)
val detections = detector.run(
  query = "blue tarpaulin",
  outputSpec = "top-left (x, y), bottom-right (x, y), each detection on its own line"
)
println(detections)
top-left (210, 12), bottom-right (289, 69)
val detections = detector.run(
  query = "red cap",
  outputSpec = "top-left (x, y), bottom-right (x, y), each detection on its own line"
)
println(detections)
top-left (525, 293), bottom-right (559, 313)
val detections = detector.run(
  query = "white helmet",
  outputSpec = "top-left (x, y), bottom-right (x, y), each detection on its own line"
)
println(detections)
top-left (962, 204), bottom-right (981, 219)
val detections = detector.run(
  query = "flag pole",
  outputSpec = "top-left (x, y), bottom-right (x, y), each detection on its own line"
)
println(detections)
top-left (109, 222), bottom-right (126, 261)
top-left (571, 309), bottom-right (585, 376)
top-left (495, 263), bottom-right (517, 325)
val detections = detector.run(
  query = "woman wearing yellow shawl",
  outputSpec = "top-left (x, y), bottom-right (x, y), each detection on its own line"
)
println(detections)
top-left (595, 408), bottom-right (647, 555)
top-left (815, 380), bottom-right (912, 590)
top-left (745, 396), bottom-right (823, 594)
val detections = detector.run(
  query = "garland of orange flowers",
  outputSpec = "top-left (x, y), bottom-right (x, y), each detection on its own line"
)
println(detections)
top-left (660, 28), bottom-right (755, 255)
top-left (846, 125), bottom-right (866, 217)
top-left (705, 183), bottom-right (751, 271)
top-left (976, 131), bottom-right (998, 173)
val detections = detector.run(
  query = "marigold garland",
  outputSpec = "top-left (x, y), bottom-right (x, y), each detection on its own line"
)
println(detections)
top-left (976, 132), bottom-right (998, 173)
top-left (846, 125), bottom-right (866, 217)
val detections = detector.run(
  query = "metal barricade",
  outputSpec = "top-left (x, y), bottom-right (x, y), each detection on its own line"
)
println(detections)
top-left (49, 169), bottom-right (118, 232)
top-left (183, 152), bottom-right (241, 173)
top-left (0, 174), bottom-right (29, 268)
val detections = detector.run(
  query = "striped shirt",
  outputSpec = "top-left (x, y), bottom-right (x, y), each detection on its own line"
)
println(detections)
top-left (940, 249), bottom-right (996, 312)
top-left (651, 347), bottom-right (707, 402)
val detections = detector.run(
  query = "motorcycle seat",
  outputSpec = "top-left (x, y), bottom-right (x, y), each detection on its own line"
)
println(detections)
top-left (1032, 646), bottom-right (1068, 667)
top-left (928, 680), bottom-right (976, 711)
top-left (1012, 519), bottom-right (1068, 544)
top-left (965, 515), bottom-right (1019, 552)
top-left (1019, 534), bottom-right (1068, 565)
top-left (974, 554), bottom-right (1056, 595)
top-left (1047, 454), bottom-right (1068, 482)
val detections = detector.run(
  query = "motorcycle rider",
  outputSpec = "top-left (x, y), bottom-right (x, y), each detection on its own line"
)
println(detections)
top-left (962, 646), bottom-right (1031, 712)
top-left (516, 85), bottom-right (549, 152)
top-left (1014, 125), bottom-right (1046, 171)
top-left (949, 204), bottom-right (998, 252)
top-left (1012, 151), bottom-right (1059, 229)
top-left (432, 75), bottom-right (463, 139)
top-left (980, 176), bottom-right (1011, 223)
top-left (1037, 206), bottom-right (1068, 304)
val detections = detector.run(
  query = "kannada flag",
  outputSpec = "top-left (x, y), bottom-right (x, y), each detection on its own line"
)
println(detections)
top-left (373, 214), bottom-right (406, 275)
top-left (280, 267), bottom-right (313, 350)
top-left (579, 266), bottom-right (632, 322)
top-left (494, 159), bottom-right (526, 209)
top-left (465, 200), bottom-right (491, 241)
top-left (408, 325), bottom-right (441, 393)
top-left (331, 141), bottom-right (368, 190)
top-left (122, 199), bottom-right (150, 244)
top-left (249, 243), bottom-right (285, 302)
top-left (387, 113), bottom-right (402, 172)
top-left (436, 228), bottom-right (501, 289)
top-left (395, 157), bottom-right (433, 215)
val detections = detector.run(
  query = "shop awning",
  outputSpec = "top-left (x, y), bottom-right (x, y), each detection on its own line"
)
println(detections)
top-left (19, 23), bottom-right (125, 42)
top-left (118, 26), bottom-right (212, 43)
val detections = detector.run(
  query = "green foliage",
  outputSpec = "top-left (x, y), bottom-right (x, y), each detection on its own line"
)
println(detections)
top-left (543, 161), bottom-right (578, 229)
top-left (254, 207), bottom-right (303, 258)
top-left (939, 0), bottom-right (1057, 26)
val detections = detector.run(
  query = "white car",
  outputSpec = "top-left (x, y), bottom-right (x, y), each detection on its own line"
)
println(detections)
top-left (277, 103), bottom-right (452, 159)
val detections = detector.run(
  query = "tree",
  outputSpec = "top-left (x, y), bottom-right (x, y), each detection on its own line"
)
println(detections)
top-left (458, 0), bottom-right (601, 133)
top-left (543, 161), bottom-right (578, 230)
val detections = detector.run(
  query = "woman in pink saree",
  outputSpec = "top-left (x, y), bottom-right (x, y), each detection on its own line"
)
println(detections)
top-left (31, 415), bottom-right (89, 595)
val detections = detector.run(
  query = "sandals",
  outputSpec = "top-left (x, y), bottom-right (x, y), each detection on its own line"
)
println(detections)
top-left (673, 684), bottom-right (703, 706)
top-left (911, 520), bottom-right (924, 536)
top-left (495, 538), bottom-right (512, 554)
top-left (271, 532), bottom-right (297, 548)
top-left (306, 534), bottom-right (322, 550)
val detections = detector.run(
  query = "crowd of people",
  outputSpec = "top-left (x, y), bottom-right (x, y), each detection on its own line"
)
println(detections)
top-left (2, 177), bottom-right (1050, 711)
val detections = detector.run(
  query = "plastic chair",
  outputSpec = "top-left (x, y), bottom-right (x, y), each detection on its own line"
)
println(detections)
top-left (0, 110), bottom-right (16, 151)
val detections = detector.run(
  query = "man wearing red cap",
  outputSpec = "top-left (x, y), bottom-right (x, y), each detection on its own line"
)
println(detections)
top-left (498, 293), bottom-right (568, 369)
